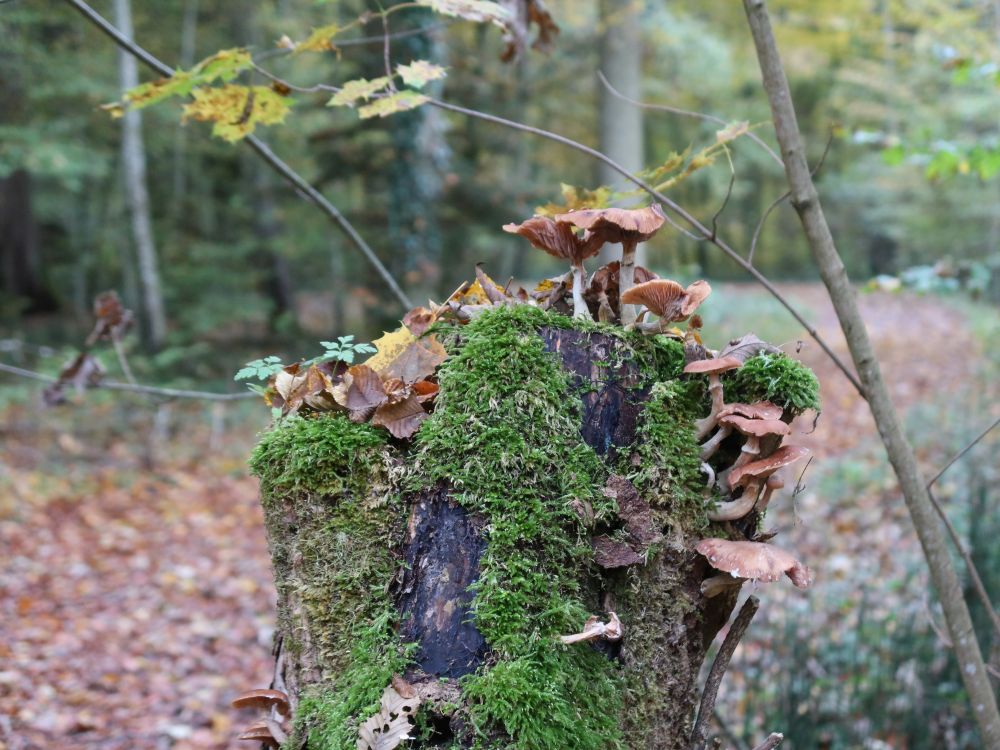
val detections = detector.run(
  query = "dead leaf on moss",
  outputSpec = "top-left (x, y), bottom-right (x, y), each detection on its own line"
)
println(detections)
top-left (356, 683), bottom-right (421, 750)
top-left (333, 365), bottom-right (387, 415)
top-left (380, 338), bottom-right (447, 384)
top-left (372, 395), bottom-right (428, 439)
top-left (718, 334), bottom-right (782, 363)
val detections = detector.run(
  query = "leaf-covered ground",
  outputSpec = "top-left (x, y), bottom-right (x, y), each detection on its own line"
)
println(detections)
top-left (1, 285), bottom-right (996, 749)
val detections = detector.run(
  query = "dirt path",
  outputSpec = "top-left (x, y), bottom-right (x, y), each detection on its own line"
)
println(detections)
top-left (0, 285), bottom-right (994, 749)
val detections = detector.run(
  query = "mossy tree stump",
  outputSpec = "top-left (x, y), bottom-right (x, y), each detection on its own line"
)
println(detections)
top-left (250, 306), bottom-right (817, 750)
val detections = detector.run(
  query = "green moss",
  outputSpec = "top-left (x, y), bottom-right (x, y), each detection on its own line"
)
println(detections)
top-left (410, 305), bottom-right (625, 749)
top-left (250, 413), bottom-right (388, 496)
top-left (723, 352), bottom-right (821, 414)
top-left (250, 414), bottom-right (407, 750)
top-left (628, 380), bottom-right (710, 528)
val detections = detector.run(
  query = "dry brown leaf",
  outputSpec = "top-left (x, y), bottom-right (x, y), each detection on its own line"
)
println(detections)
top-left (333, 365), bottom-right (387, 412)
top-left (380, 338), bottom-right (447, 384)
top-left (356, 683), bottom-right (421, 750)
top-left (372, 395), bottom-right (428, 439)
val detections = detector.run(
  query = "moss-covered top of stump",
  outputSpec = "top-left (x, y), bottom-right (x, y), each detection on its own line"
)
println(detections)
top-left (249, 305), bottom-right (819, 750)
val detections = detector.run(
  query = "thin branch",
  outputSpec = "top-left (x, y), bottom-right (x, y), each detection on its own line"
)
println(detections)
top-left (690, 596), bottom-right (760, 750)
top-left (711, 709), bottom-right (749, 750)
top-left (110, 335), bottom-right (137, 385)
top-left (748, 190), bottom-right (789, 265)
top-left (0, 362), bottom-right (256, 402)
top-left (63, 0), bottom-right (413, 311)
top-left (597, 70), bottom-right (784, 167)
top-left (928, 416), bottom-right (1000, 489)
top-left (427, 96), bottom-right (864, 396)
top-left (751, 733), bottom-right (784, 750)
top-left (707, 147), bottom-right (736, 241)
top-left (744, 0), bottom-right (1000, 743)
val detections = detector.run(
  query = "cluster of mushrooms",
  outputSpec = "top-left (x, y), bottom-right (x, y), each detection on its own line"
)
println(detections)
top-left (231, 689), bottom-right (291, 748)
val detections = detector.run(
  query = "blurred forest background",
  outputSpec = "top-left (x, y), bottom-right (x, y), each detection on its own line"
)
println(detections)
top-left (1, 1), bottom-right (999, 749)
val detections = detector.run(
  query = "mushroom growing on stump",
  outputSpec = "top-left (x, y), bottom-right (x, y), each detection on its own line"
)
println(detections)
top-left (585, 261), bottom-right (659, 323)
top-left (619, 278), bottom-right (712, 334)
top-left (695, 538), bottom-right (812, 599)
top-left (683, 355), bottom-right (743, 440)
top-left (723, 415), bottom-right (791, 472)
top-left (503, 216), bottom-right (604, 318)
top-left (728, 444), bottom-right (811, 510)
top-left (555, 204), bottom-right (667, 324)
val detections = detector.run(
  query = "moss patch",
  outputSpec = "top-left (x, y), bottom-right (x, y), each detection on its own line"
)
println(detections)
top-left (250, 414), bottom-right (408, 749)
top-left (723, 352), bottom-right (821, 414)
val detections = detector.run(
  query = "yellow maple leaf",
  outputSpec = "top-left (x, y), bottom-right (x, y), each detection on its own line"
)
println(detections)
top-left (358, 91), bottom-right (429, 119)
top-left (294, 23), bottom-right (341, 53)
top-left (182, 85), bottom-right (292, 142)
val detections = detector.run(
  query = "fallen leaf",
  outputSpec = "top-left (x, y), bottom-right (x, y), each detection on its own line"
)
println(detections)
top-left (372, 395), bottom-right (428, 439)
top-left (356, 683), bottom-right (421, 750)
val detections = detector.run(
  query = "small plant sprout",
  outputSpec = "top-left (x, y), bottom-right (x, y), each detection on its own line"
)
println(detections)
top-left (558, 612), bottom-right (623, 645)
top-left (309, 335), bottom-right (377, 365)
top-left (684, 355), bottom-right (743, 440)
top-left (695, 538), bottom-right (811, 597)
top-left (555, 204), bottom-right (667, 325)
top-left (503, 216), bottom-right (604, 318)
top-left (619, 278), bottom-right (711, 334)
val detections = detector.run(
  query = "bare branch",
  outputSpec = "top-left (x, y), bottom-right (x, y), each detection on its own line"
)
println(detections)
top-left (597, 70), bottom-right (784, 167)
top-left (427, 96), bottom-right (864, 395)
top-left (744, 0), bottom-right (1000, 742)
top-left (0, 361), bottom-right (256, 403)
top-left (928, 416), bottom-right (1000, 489)
top-left (748, 190), bottom-right (789, 266)
top-left (62, 0), bottom-right (413, 311)
top-left (751, 733), bottom-right (784, 750)
top-left (110, 335), bottom-right (137, 385)
top-left (689, 596), bottom-right (760, 750)
top-left (707, 147), bottom-right (736, 241)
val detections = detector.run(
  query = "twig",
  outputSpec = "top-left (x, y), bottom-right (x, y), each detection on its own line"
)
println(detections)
top-left (927, 416), bottom-right (1000, 489)
top-left (707, 147), bottom-right (736, 241)
top-left (0, 361), bottom-right (256, 402)
top-left (111, 335), bottom-right (137, 385)
top-left (426, 96), bottom-right (864, 396)
top-left (690, 596), bottom-right (760, 750)
top-left (751, 733), bottom-right (784, 750)
top-left (712, 709), bottom-right (749, 750)
top-left (748, 190), bottom-right (789, 265)
top-left (62, 0), bottom-right (413, 311)
top-left (597, 71), bottom-right (784, 167)
top-left (743, 0), bottom-right (1000, 743)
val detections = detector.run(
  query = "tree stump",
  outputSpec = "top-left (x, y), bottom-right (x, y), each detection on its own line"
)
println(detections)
top-left (252, 307), bottom-right (754, 749)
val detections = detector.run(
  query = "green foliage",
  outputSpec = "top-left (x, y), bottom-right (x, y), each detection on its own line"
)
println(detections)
top-left (724, 353), bottom-right (821, 414)
top-left (234, 355), bottom-right (283, 382)
top-left (309, 336), bottom-right (377, 365)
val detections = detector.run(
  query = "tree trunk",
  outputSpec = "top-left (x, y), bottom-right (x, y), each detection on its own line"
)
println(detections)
top-left (0, 169), bottom-right (56, 313)
top-left (253, 310), bottom-right (754, 749)
top-left (114, 0), bottom-right (167, 350)
top-left (597, 0), bottom-right (645, 268)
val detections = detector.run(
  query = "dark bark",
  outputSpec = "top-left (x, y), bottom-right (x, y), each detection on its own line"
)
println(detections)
top-left (0, 170), bottom-right (56, 313)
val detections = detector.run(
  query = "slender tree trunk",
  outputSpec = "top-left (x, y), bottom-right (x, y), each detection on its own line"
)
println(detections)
top-left (114, 0), bottom-right (167, 350)
top-left (598, 0), bottom-right (645, 267)
top-left (743, 2), bottom-right (1000, 744)
top-left (0, 170), bottom-right (56, 313)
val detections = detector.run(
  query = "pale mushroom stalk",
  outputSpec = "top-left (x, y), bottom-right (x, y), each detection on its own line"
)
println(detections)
top-left (618, 237), bottom-right (640, 325)
top-left (694, 372), bottom-right (727, 440)
top-left (701, 573), bottom-right (747, 598)
top-left (699, 424), bottom-right (732, 460)
top-left (571, 260), bottom-right (589, 319)
top-left (706, 490), bottom-right (758, 522)
top-left (756, 475), bottom-right (784, 513)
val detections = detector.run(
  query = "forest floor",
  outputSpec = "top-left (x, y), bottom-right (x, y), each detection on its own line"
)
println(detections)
top-left (1, 284), bottom-right (997, 749)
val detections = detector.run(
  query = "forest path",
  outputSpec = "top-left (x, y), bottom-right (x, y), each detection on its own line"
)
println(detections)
top-left (0, 285), bottom-right (992, 749)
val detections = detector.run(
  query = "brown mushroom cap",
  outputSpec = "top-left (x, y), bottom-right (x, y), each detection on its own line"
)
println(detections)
top-left (620, 278), bottom-right (684, 315)
top-left (680, 280), bottom-right (711, 317)
top-left (503, 216), bottom-right (602, 263)
top-left (683, 355), bottom-right (743, 375)
top-left (237, 722), bottom-right (279, 747)
top-left (695, 538), bottom-right (810, 588)
top-left (728, 445), bottom-right (810, 489)
top-left (554, 204), bottom-right (667, 244)
top-left (717, 414), bottom-right (791, 437)
top-left (231, 688), bottom-right (291, 716)
top-left (717, 401), bottom-right (784, 421)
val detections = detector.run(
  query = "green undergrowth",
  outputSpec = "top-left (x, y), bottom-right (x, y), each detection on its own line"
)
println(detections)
top-left (250, 414), bottom-right (408, 749)
top-left (723, 352), bottom-right (821, 414)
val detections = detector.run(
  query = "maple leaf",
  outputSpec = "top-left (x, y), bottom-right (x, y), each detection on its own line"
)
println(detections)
top-left (358, 91), bottom-right (430, 119)
top-left (182, 85), bottom-right (292, 142)
top-left (293, 23), bottom-right (341, 54)
top-left (417, 0), bottom-right (513, 27)
top-left (535, 182), bottom-right (614, 216)
top-left (327, 77), bottom-right (393, 108)
top-left (396, 60), bottom-right (447, 89)
top-left (104, 48), bottom-right (253, 114)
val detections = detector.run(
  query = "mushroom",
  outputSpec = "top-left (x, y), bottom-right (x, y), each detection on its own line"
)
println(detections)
top-left (620, 279), bottom-right (711, 334)
top-left (231, 688), bottom-right (291, 717)
top-left (683, 356), bottom-right (743, 440)
top-left (721, 415), bottom-right (791, 473)
top-left (716, 401), bottom-right (784, 421)
top-left (757, 475), bottom-right (785, 514)
top-left (237, 720), bottom-right (280, 748)
top-left (555, 204), bottom-right (667, 324)
top-left (728, 445), bottom-right (810, 510)
top-left (585, 261), bottom-right (659, 323)
top-left (558, 612), bottom-right (623, 644)
top-left (503, 216), bottom-right (604, 318)
top-left (695, 538), bottom-right (812, 591)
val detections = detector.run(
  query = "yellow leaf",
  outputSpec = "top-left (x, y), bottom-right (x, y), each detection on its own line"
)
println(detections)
top-left (363, 325), bottom-right (418, 374)
top-left (396, 60), bottom-right (447, 89)
top-left (417, 0), bottom-right (513, 27)
top-left (182, 85), bottom-right (292, 142)
top-left (294, 23), bottom-right (341, 53)
top-left (358, 91), bottom-right (429, 119)
top-left (535, 182), bottom-right (614, 216)
top-left (715, 120), bottom-right (749, 145)
top-left (327, 77), bottom-right (393, 108)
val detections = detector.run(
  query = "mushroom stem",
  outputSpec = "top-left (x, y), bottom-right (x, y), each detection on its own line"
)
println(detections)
top-left (618, 238), bottom-right (640, 325)
top-left (700, 425), bottom-right (732, 461)
top-left (728, 435), bottom-right (762, 476)
top-left (694, 374), bottom-right (726, 440)
top-left (755, 475), bottom-right (784, 513)
top-left (571, 261), bottom-right (589, 319)
top-left (701, 574), bottom-right (747, 598)
top-left (707, 489), bottom-right (757, 522)
top-left (700, 461), bottom-right (716, 488)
